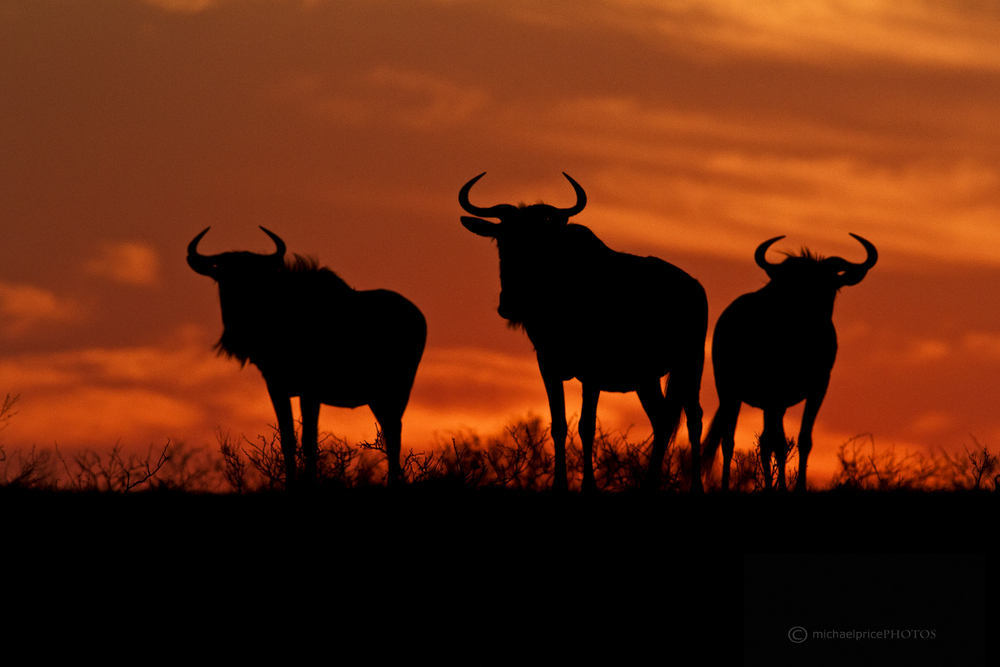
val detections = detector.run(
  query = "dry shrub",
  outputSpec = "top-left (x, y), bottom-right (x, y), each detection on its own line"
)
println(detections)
top-left (830, 434), bottom-right (939, 491)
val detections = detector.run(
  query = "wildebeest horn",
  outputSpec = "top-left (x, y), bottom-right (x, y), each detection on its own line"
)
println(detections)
top-left (187, 227), bottom-right (215, 275)
top-left (754, 235), bottom-right (786, 276)
top-left (188, 227), bottom-right (211, 256)
top-left (259, 226), bottom-right (287, 259)
top-left (556, 173), bottom-right (587, 217)
top-left (836, 233), bottom-right (878, 286)
top-left (459, 173), bottom-right (517, 219)
top-left (459, 173), bottom-right (586, 219)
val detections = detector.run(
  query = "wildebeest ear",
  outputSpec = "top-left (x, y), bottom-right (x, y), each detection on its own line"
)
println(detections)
top-left (461, 216), bottom-right (500, 238)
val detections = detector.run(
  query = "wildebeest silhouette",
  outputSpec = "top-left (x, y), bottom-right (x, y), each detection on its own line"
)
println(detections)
top-left (702, 233), bottom-right (877, 492)
top-left (187, 227), bottom-right (426, 488)
top-left (460, 173), bottom-right (708, 492)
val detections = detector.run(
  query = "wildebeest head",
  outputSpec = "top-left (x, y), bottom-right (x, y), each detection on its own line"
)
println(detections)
top-left (188, 226), bottom-right (291, 363)
top-left (459, 172), bottom-right (587, 324)
top-left (187, 226), bottom-right (287, 281)
top-left (754, 233), bottom-right (878, 311)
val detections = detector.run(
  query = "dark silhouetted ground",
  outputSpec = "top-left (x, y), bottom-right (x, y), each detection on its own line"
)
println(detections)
top-left (2, 486), bottom-right (990, 663)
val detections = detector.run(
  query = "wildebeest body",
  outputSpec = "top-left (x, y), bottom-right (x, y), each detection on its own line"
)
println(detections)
top-left (189, 229), bottom-right (426, 487)
top-left (460, 173), bottom-right (707, 492)
top-left (703, 234), bottom-right (877, 492)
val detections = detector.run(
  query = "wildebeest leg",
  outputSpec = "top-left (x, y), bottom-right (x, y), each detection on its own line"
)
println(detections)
top-left (579, 384), bottom-right (600, 493)
top-left (370, 402), bottom-right (403, 486)
top-left (639, 377), bottom-right (673, 492)
top-left (266, 382), bottom-right (298, 489)
top-left (761, 407), bottom-right (787, 491)
top-left (716, 400), bottom-right (742, 492)
top-left (538, 361), bottom-right (568, 492)
top-left (300, 396), bottom-right (320, 487)
top-left (774, 428), bottom-right (789, 492)
top-left (676, 370), bottom-right (705, 493)
top-left (796, 385), bottom-right (828, 493)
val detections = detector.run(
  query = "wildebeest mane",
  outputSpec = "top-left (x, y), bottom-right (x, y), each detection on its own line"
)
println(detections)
top-left (783, 247), bottom-right (826, 262)
top-left (286, 253), bottom-right (352, 288)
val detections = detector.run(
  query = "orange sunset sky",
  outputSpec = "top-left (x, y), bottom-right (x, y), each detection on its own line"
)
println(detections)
top-left (2, 0), bottom-right (999, 486)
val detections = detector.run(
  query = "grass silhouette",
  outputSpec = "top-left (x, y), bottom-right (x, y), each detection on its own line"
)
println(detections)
top-left (4, 417), bottom-right (997, 495)
top-left (0, 387), bottom-right (997, 494)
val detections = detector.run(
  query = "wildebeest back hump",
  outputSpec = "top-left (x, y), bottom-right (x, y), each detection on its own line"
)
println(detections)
top-left (589, 250), bottom-right (705, 340)
top-left (317, 290), bottom-right (427, 386)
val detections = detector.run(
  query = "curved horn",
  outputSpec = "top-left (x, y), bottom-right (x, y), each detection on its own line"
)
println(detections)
top-left (187, 227), bottom-right (215, 275)
top-left (459, 173), bottom-right (516, 219)
top-left (557, 173), bottom-right (587, 217)
top-left (188, 227), bottom-right (211, 257)
top-left (259, 226), bottom-right (287, 259)
top-left (838, 233), bottom-right (878, 286)
top-left (754, 235), bottom-right (786, 276)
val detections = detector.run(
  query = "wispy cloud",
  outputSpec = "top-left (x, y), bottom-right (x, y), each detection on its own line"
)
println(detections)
top-left (853, 329), bottom-right (1000, 369)
top-left (0, 282), bottom-right (80, 336)
top-left (85, 241), bottom-right (161, 286)
top-left (510, 0), bottom-right (1000, 69)
top-left (679, 0), bottom-right (1000, 69)
top-left (0, 336), bottom-right (235, 391)
top-left (582, 155), bottom-right (1000, 264)
top-left (142, 0), bottom-right (1000, 72)
top-left (273, 67), bottom-right (490, 130)
top-left (0, 326), bottom-right (266, 450)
